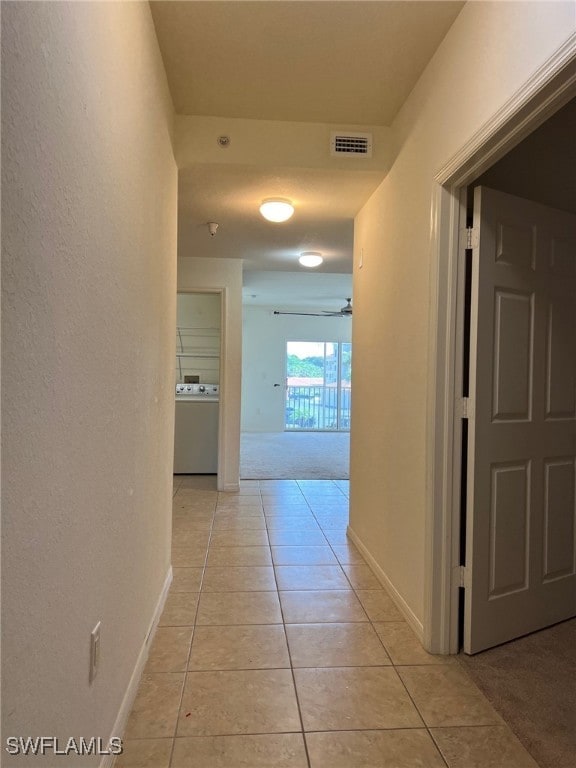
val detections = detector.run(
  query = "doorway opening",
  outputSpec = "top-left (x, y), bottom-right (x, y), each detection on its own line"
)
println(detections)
top-left (426, 55), bottom-right (576, 659)
top-left (174, 290), bottom-right (223, 478)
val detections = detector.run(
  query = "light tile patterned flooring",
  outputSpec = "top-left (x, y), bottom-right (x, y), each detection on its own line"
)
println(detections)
top-left (118, 477), bottom-right (538, 768)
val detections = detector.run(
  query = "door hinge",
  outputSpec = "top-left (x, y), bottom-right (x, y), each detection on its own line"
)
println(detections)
top-left (460, 226), bottom-right (479, 251)
top-left (457, 397), bottom-right (471, 419)
top-left (458, 565), bottom-right (469, 589)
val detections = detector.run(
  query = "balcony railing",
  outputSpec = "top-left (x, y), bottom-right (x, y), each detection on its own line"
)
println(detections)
top-left (285, 385), bottom-right (351, 431)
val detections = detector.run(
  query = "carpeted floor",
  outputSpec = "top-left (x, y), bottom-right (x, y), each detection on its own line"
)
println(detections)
top-left (240, 431), bottom-right (349, 479)
top-left (459, 618), bottom-right (576, 768)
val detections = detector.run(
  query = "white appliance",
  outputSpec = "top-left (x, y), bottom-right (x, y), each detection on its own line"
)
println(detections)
top-left (175, 383), bottom-right (219, 397)
top-left (173, 384), bottom-right (219, 474)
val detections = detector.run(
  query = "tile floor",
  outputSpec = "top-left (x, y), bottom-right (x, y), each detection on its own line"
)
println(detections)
top-left (118, 477), bottom-right (538, 768)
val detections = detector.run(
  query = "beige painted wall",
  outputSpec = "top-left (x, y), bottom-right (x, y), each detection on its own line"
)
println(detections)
top-left (350, 1), bottom-right (576, 630)
top-left (1, 2), bottom-right (176, 762)
top-left (177, 258), bottom-right (243, 491)
top-left (175, 115), bottom-right (392, 171)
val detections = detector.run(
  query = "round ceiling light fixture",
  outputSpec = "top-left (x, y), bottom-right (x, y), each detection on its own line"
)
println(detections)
top-left (259, 198), bottom-right (294, 223)
top-left (299, 252), bottom-right (323, 268)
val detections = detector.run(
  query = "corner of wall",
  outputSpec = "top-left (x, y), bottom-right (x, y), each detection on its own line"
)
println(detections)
top-left (347, 525), bottom-right (424, 642)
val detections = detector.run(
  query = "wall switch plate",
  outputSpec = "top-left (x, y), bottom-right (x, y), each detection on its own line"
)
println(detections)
top-left (89, 621), bottom-right (101, 683)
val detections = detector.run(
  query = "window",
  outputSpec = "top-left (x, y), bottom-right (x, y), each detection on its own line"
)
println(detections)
top-left (285, 341), bottom-right (351, 431)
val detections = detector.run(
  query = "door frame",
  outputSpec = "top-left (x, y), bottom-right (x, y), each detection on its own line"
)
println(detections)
top-left (424, 34), bottom-right (576, 654)
top-left (176, 287), bottom-right (228, 491)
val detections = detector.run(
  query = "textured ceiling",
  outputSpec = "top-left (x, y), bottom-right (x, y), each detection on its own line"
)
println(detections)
top-left (177, 164), bottom-right (385, 272)
top-left (243, 271), bottom-right (353, 310)
top-left (151, 1), bottom-right (464, 125)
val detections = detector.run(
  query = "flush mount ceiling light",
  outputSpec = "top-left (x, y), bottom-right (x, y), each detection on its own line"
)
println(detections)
top-left (299, 252), bottom-right (323, 268)
top-left (259, 198), bottom-right (294, 223)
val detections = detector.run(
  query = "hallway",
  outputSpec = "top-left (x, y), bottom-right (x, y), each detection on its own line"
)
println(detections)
top-left (119, 477), bottom-right (536, 768)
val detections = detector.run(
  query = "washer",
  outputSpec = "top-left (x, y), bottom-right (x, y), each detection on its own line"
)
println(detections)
top-left (173, 384), bottom-right (219, 473)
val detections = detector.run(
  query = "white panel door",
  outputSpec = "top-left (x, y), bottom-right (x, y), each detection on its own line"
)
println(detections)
top-left (465, 186), bottom-right (576, 654)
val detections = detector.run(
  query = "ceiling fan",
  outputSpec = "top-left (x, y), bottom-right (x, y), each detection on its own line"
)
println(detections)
top-left (273, 298), bottom-right (353, 317)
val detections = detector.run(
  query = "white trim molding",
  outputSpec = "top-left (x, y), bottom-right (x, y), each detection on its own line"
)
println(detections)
top-left (221, 481), bottom-right (241, 492)
top-left (216, 286), bottom-right (228, 492)
top-left (437, 32), bottom-right (576, 187)
top-left (101, 567), bottom-right (173, 768)
top-left (424, 183), bottom-right (463, 654)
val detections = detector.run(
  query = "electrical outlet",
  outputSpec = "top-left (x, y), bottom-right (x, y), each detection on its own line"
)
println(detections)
top-left (89, 622), bottom-right (101, 683)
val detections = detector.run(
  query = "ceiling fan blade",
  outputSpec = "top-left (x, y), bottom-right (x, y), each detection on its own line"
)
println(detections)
top-left (273, 310), bottom-right (330, 316)
top-left (274, 299), bottom-right (352, 317)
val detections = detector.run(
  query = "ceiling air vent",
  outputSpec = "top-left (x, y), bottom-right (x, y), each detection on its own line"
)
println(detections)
top-left (330, 131), bottom-right (372, 158)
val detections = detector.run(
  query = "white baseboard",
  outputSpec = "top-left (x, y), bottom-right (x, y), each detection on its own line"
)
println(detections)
top-left (347, 525), bottom-right (424, 643)
top-left (221, 481), bottom-right (240, 492)
top-left (101, 567), bottom-right (173, 768)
